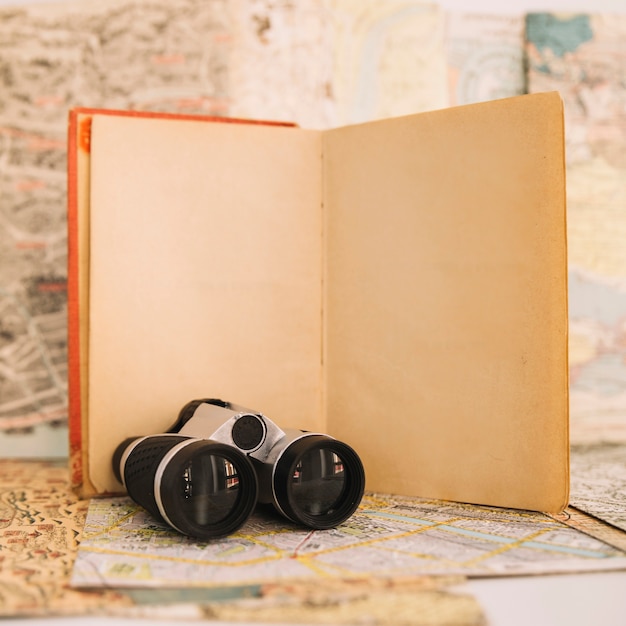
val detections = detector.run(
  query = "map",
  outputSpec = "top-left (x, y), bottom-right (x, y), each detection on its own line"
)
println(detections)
top-left (228, 0), bottom-right (336, 130)
top-left (551, 506), bottom-right (626, 554)
top-left (0, 459), bottom-right (132, 616)
top-left (526, 13), bottom-right (626, 444)
top-left (326, 0), bottom-right (448, 124)
top-left (223, 0), bottom-right (448, 129)
top-left (445, 13), bottom-right (525, 106)
top-left (199, 575), bottom-right (484, 626)
top-left (0, 459), bottom-right (483, 624)
top-left (570, 442), bottom-right (626, 534)
top-left (71, 492), bottom-right (626, 590)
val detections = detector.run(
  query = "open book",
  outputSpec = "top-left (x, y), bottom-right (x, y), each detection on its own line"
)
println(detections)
top-left (68, 92), bottom-right (569, 512)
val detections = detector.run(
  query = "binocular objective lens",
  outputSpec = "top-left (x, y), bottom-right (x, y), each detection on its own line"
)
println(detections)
top-left (158, 440), bottom-right (258, 538)
top-left (117, 436), bottom-right (258, 539)
top-left (273, 435), bottom-right (365, 529)
top-left (290, 448), bottom-right (346, 516)
top-left (179, 453), bottom-right (241, 526)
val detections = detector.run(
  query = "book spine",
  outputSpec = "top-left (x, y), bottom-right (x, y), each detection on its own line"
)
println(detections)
top-left (66, 109), bottom-right (83, 493)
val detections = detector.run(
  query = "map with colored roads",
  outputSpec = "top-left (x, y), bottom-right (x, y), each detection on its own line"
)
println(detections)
top-left (71, 491), bottom-right (626, 588)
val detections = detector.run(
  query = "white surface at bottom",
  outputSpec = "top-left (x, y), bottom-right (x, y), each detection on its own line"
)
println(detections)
top-left (469, 572), bottom-right (626, 626)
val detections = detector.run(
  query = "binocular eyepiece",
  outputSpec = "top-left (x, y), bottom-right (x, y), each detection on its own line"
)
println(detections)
top-left (113, 399), bottom-right (366, 540)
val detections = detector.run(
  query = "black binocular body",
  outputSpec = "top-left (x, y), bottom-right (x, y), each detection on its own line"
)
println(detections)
top-left (112, 399), bottom-right (365, 539)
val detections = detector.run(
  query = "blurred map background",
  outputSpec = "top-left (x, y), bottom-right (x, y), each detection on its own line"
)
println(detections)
top-left (0, 0), bottom-right (625, 455)
top-left (526, 14), bottom-right (626, 444)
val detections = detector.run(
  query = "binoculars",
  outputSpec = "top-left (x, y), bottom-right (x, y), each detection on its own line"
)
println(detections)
top-left (112, 399), bottom-right (365, 539)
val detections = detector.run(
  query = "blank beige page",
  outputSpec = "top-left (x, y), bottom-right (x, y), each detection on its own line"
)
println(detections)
top-left (88, 117), bottom-right (323, 494)
top-left (323, 93), bottom-right (568, 512)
